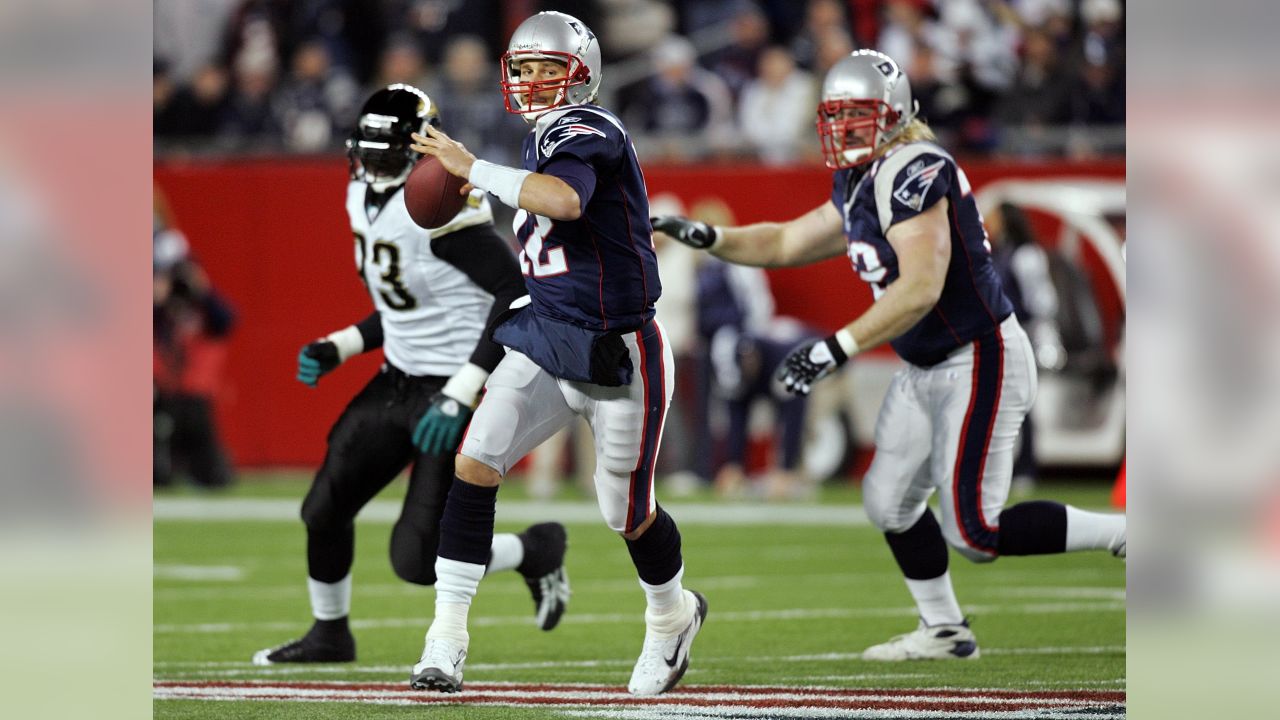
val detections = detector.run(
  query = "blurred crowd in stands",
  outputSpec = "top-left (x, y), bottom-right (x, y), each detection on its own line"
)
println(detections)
top-left (155, 0), bottom-right (1125, 163)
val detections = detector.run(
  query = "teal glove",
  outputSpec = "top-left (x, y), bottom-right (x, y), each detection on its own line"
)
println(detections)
top-left (412, 392), bottom-right (473, 455)
top-left (297, 341), bottom-right (341, 387)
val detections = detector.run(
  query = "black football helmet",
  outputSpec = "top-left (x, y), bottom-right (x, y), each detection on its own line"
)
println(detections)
top-left (345, 84), bottom-right (441, 188)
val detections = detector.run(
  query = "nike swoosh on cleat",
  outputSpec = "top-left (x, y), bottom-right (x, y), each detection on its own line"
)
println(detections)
top-left (663, 630), bottom-right (687, 668)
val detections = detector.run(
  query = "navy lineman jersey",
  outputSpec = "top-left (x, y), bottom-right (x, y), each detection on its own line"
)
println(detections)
top-left (834, 141), bottom-right (1013, 367)
top-left (514, 104), bottom-right (661, 331)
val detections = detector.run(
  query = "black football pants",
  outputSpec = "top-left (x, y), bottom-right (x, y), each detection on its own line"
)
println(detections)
top-left (300, 364), bottom-right (455, 586)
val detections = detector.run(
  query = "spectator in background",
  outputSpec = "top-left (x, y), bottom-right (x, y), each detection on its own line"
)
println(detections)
top-left (426, 35), bottom-right (529, 170)
top-left (995, 27), bottom-right (1070, 154)
top-left (649, 194), bottom-right (702, 496)
top-left (738, 46), bottom-right (816, 165)
top-left (370, 35), bottom-right (433, 91)
top-left (988, 202), bottom-right (1065, 496)
top-left (910, 44), bottom-right (966, 132)
top-left (155, 63), bottom-right (233, 140)
top-left (618, 36), bottom-right (735, 161)
top-left (813, 25), bottom-right (856, 78)
top-left (704, 3), bottom-right (772, 99)
top-left (678, 0), bottom-right (757, 35)
top-left (597, 0), bottom-right (676, 61)
top-left (790, 0), bottom-right (851, 72)
top-left (219, 39), bottom-right (283, 148)
top-left (385, 0), bottom-right (503, 65)
top-left (153, 226), bottom-right (237, 490)
top-left (221, 0), bottom-right (387, 86)
top-left (878, 0), bottom-right (931, 77)
top-left (1068, 0), bottom-right (1124, 129)
top-left (276, 40), bottom-right (360, 152)
top-left (696, 259), bottom-right (819, 501)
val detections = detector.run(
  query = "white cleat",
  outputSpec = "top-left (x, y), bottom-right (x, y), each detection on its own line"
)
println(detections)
top-left (1112, 527), bottom-right (1126, 559)
top-left (862, 619), bottom-right (980, 661)
top-left (628, 590), bottom-right (708, 696)
top-left (409, 636), bottom-right (467, 693)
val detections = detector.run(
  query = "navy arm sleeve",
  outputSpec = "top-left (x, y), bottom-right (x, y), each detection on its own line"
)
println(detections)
top-left (541, 154), bottom-right (598, 213)
top-left (430, 224), bottom-right (526, 373)
top-left (355, 310), bottom-right (383, 350)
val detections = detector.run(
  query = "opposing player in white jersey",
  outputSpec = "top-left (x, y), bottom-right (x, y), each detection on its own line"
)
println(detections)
top-left (404, 12), bottom-right (706, 696)
top-left (253, 85), bottom-right (570, 666)
top-left (655, 51), bottom-right (1125, 660)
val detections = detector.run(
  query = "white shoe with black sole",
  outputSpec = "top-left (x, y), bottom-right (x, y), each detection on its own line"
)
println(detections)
top-left (861, 619), bottom-right (980, 661)
top-left (627, 590), bottom-right (708, 696)
top-left (409, 636), bottom-right (467, 693)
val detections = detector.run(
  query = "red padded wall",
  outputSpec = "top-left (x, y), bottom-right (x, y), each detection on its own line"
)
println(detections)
top-left (154, 158), bottom-right (1123, 466)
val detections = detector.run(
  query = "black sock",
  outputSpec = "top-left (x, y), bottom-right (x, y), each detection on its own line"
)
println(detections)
top-left (884, 510), bottom-right (950, 580)
top-left (308, 617), bottom-right (351, 641)
top-left (997, 501), bottom-right (1067, 555)
top-left (436, 476), bottom-right (498, 566)
top-left (625, 506), bottom-right (683, 585)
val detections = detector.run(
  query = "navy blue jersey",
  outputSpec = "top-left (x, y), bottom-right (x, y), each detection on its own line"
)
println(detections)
top-left (833, 142), bottom-right (1013, 366)
top-left (514, 104), bottom-right (661, 331)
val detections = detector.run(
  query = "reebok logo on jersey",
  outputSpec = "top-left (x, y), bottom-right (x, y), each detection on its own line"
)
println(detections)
top-left (892, 158), bottom-right (946, 211)
top-left (540, 121), bottom-right (607, 157)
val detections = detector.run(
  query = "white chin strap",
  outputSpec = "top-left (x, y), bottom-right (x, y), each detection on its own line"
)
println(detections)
top-left (841, 146), bottom-right (873, 165)
top-left (518, 87), bottom-right (569, 123)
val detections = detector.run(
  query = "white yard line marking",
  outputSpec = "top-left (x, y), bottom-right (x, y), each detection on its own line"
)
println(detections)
top-left (153, 564), bottom-right (245, 582)
top-left (153, 601), bottom-right (1123, 635)
top-left (154, 645), bottom-right (1125, 679)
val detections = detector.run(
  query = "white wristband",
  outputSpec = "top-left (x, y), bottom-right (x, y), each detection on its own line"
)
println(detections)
top-left (325, 325), bottom-right (364, 362)
top-left (469, 160), bottom-right (531, 210)
top-left (834, 328), bottom-right (860, 358)
top-left (441, 362), bottom-right (490, 408)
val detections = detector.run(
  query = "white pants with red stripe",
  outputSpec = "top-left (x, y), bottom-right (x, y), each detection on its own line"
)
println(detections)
top-left (460, 320), bottom-right (674, 534)
top-left (862, 315), bottom-right (1038, 562)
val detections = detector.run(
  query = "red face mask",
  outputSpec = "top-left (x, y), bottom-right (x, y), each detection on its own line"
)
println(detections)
top-left (499, 51), bottom-right (590, 115)
top-left (815, 98), bottom-right (900, 170)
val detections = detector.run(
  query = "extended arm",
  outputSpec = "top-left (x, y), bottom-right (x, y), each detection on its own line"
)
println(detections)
top-left (411, 126), bottom-right (584, 221)
top-left (837, 199), bottom-right (951, 351)
top-left (775, 199), bottom-right (951, 394)
top-left (652, 200), bottom-right (846, 268)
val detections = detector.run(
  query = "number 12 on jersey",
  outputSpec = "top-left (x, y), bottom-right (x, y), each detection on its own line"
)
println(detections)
top-left (515, 210), bottom-right (569, 278)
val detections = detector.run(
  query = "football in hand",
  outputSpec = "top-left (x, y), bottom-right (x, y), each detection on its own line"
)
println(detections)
top-left (404, 155), bottom-right (468, 229)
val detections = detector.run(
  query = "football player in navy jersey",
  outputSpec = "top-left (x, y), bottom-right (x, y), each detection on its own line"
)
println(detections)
top-left (405, 12), bottom-right (706, 695)
top-left (654, 50), bottom-right (1126, 661)
top-left (251, 85), bottom-right (570, 667)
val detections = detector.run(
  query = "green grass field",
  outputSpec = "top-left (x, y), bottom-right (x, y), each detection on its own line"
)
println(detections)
top-left (154, 472), bottom-right (1125, 719)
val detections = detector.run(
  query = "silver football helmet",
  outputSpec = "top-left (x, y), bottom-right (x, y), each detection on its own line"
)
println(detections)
top-left (500, 11), bottom-right (602, 120)
top-left (816, 50), bottom-right (918, 169)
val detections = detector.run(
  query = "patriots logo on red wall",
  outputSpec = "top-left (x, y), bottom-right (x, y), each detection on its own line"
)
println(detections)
top-left (892, 158), bottom-right (946, 211)
top-left (540, 120), bottom-right (607, 156)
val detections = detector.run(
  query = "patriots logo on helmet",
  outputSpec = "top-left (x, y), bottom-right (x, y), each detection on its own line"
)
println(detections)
top-left (540, 120), bottom-right (607, 156)
top-left (892, 158), bottom-right (946, 211)
top-left (877, 61), bottom-right (896, 77)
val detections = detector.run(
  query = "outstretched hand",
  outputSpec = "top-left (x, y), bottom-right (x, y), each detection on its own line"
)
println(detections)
top-left (651, 215), bottom-right (719, 250)
top-left (776, 337), bottom-right (849, 396)
top-left (410, 125), bottom-right (477, 183)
